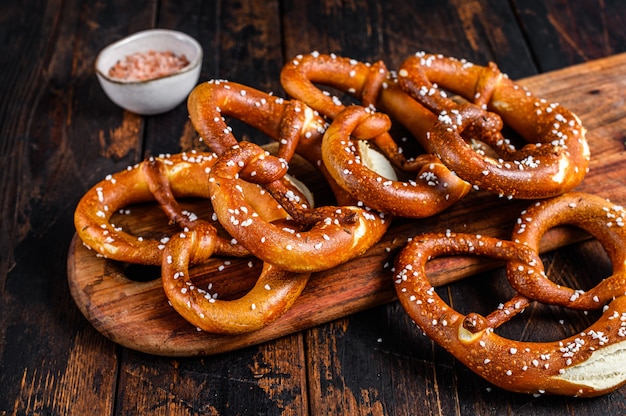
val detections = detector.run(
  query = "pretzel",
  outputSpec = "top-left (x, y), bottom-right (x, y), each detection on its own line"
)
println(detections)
top-left (74, 151), bottom-right (253, 265)
top-left (208, 141), bottom-right (389, 273)
top-left (187, 79), bottom-right (354, 204)
top-left (281, 52), bottom-right (435, 166)
top-left (161, 221), bottom-right (311, 334)
top-left (75, 151), bottom-right (316, 334)
top-left (397, 52), bottom-right (590, 199)
top-left (281, 52), bottom-right (471, 217)
top-left (394, 194), bottom-right (626, 397)
top-left (322, 105), bottom-right (471, 217)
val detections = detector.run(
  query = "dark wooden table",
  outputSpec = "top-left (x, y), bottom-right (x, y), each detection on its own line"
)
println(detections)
top-left (2, 0), bottom-right (626, 414)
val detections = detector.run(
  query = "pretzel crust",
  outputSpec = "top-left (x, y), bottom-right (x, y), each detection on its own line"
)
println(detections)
top-left (398, 52), bottom-right (590, 199)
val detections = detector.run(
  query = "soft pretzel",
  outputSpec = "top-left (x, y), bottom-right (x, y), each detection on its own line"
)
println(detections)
top-left (161, 221), bottom-right (311, 334)
top-left (74, 151), bottom-right (316, 334)
top-left (322, 105), bottom-right (471, 217)
top-left (281, 52), bottom-right (471, 217)
top-left (394, 194), bottom-right (626, 397)
top-left (208, 141), bottom-right (389, 273)
top-left (74, 151), bottom-right (254, 265)
top-left (397, 52), bottom-right (590, 199)
top-left (187, 79), bottom-right (354, 204)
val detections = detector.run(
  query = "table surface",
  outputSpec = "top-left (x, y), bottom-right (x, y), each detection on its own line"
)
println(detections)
top-left (2, 0), bottom-right (626, 415)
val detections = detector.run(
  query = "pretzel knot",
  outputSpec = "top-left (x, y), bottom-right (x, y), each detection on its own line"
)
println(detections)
top-left (281, 52), bottom-right (471, 217)
top-left (208, 141), bottom-right (389, 273)
top-left (394, 193), bottom-right (626, 397)
top-left (398, 52), bottom-right (590, 199)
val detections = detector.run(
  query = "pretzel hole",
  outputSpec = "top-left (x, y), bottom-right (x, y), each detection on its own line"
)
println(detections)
top-left (109, 198), bottom-right (230, 240)
top-left (430, 259), bottom-right (517, 317)
top-left (123, 264), bottom-right (161, 282)
top-left (535, 226), bottom-right (608, 292)
top-left (382, 122), bottom-right (430, 175)
top-left (219, 117), bottom-right (275, 148)
top-left (178, 256), bottom-right (262, 301)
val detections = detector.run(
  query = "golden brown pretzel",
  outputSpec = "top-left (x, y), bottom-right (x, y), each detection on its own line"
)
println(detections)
top-left (208, 141), bottom-right (390, 272)
top-left (394, 195), bottom-right (626, 397)
top-left (281, 52), bottom-right (471, 217)
top-left (161, 221), bottom-right (310, 334)
top-left (187, 79), bottom-right (354, 204)
top-left (74, 152), bottom-right (252, 265)
top-left (397, 52), bottom-right (590, 199)
top-left (322, 105), bottom-right (471, 217)
top-left (75, 151), bottom-right (314, 334)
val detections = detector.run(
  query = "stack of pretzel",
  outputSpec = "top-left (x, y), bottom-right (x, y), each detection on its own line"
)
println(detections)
top-left (74, 51), bottom-right (626, 397)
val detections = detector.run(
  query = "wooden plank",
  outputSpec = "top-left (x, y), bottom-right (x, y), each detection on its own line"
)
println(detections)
top-left (0, 0), bottom-right (153, 414)
top-left (281, 0), bottom-right (537, 79)
top-left (68, 52), bottom-right (626, 357)
top-left (513, 0), bottom-right (626, 72)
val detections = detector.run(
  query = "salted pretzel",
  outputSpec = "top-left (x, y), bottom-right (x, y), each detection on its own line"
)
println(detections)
top-left (322, 105), bottom-right (471, 217)
top-left (394, 193), bottom-right (626, 397)
top-left (280, 52), bottom-right (471, 217)
top-left (187, 79), bottom-right (354, 204)
top-left (74, 151), bottom-right (316, 334)
top-left (397, 52), bottom-right (590, 199)
top-left (161, 221), bottom-right (311, 334)
top-left (208, 141), bottom-right (389, 273)
top-left (74, 151), bottom-right (255, 265)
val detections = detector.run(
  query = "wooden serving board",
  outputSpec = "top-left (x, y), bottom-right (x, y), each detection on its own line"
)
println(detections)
top-left (68, 53), bottom-right (626, 357)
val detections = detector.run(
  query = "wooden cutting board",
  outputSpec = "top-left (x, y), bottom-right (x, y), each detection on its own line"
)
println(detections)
top-left (68, 53), bottom-right (626, 356)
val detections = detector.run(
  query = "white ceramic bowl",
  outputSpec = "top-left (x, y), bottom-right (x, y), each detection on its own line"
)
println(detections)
top-left (95, 29), bottom-right (203, 115)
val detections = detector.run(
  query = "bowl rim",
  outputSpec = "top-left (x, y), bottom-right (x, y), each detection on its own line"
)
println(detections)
top-left (95, 29), bottom-right (203, 85)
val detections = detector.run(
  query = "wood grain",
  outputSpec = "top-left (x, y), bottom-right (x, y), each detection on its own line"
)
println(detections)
top-left (68, 53), bottom-right (626, 357)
